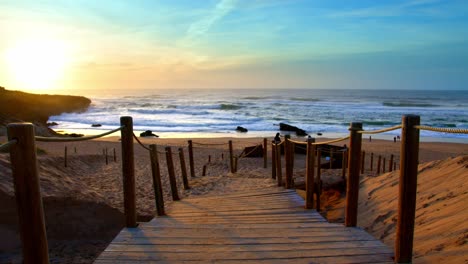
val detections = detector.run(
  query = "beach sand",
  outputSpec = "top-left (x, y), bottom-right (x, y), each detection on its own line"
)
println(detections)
top-left (0, 135), bottom-right (466, 263)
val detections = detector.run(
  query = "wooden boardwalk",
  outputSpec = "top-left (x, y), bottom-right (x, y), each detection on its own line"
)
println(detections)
top-left (95, 188), bottom-right (393, 263)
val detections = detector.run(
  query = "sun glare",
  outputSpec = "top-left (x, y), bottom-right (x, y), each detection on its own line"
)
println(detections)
top-left (5, 38), bottom-right (69, 92)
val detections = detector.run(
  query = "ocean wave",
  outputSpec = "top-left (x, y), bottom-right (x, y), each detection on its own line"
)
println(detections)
top-left (362, 120), bottom-right (398, 126)
top-left (289, 97), bottom-right (321, 102)
top-left (219, 104), bottom-right (242, 110)
top-left (382, 101), bottom-right (439, 107)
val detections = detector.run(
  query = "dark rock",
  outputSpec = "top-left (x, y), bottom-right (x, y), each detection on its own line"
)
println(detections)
top-left (91, 124), bottom-right (102, 127)
top-left (47, 122), bottom-right (58, 126)
top-left (65, 133), bottom-right (84, 138)
top-left (236, 126), bottom-right (248, 133)
top-left (317, 132), bottom-right (323, 136)
top-left (279, 123), bottom-right (307, 136)
top-left (140, 130), bottom-right (159, 137)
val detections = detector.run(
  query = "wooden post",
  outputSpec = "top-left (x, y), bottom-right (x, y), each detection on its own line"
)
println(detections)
top-left (383, 157), bottom-right (386, 173)
top-left (149, 145), bottom-right (165, 216)
top-left (360, 150), bottom-right (365, 174)
top-left (345, 122), bottom-right (362, 227)
top-left (208, 155), bottom-right (211, 163)
top-left (275, 143), bottom-right (283, 187)
top-left (229, 140), bottom-right (234, 173)
top-left (341, 150), bottom-right (347, 180)
top-left (7, 123), bottom-right (50, 264)
top-left (188, 140), bottom-right (195, 178)
top-left (377, 155), bottom-right (381, 174)
top-left (179, 148), bottom-right (190, 190)
top-left (370, 153), bottom-right (374, 171)
top-left (395, 115), bottom-right (420, 263)
top-left (202, 165), bottom-right (207, 176)
top-left (221, 153), bottom-right (224, 160)
top-left (305, 138), bottom-right (315, 209)
top-left (120, 116), bottom-right (137, 227)
top-left (74, 146), bottom-right (77, 153)
top-left (284, 138), bottom-right (294, 189)
top-left (105, 147), bottom-right (108, 165)
top-left (64, 146), bottom-right (68, 167)
top-left (263, 138), bottom-right (268, 168)
top-left (113, 148), bottom-right (116, 162)
top-left (389, 154), bottom-right (394, 172)
top-left (316, 149), bottom-right (322, 211)
top-left (165, 147), bottom-right (180, 201)
top-left (329, 149), bottom-right (333, 169)
top-left (271, 142), bottom-right (277, 179)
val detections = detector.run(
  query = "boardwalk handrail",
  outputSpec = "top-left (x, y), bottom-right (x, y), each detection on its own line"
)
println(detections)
top-left (35, 126), bottom-right (124, 142)
top-left (5, 117), bottom-right (137, 264)
top-left (414, 125), bottom-right (468, 134)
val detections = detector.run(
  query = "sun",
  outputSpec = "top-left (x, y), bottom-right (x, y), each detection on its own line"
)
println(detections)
top-left (5, 38), bottom-right (69, 92)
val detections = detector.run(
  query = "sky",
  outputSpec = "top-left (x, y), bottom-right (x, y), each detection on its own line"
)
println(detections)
top-left (1, 0), bottom-right (468, 93)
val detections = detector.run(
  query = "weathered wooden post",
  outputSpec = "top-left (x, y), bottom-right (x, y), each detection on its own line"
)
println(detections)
top-left (345, 122), bottom-right (362, 227)
top-left (377, 155), bottom-right (381, 174)
top-left (165, 147), bottom-right (180, 201)
top-left (284, 137), bottom-right (292, 188)
top-left (341, 149), bottom-right (347, 180)
top-left (8, 123), bottom-right (50, 264)
top-left (229, 140), bottom-right (234, 173)
top-left (389, 154), bottom-right (394, 172)
top-left (275, 143), bottom-right (283, 187)
top-left (179, 148), bottom-right (190, 190)
top-left (395, 115), bottom-right (420, 263)
top-left (188, 140), bottom-right (195, 178)
top-left (383, 157), bottom-right (386, 173)
top-left (202, 165), bottom-right (207, 176)
top-left (120, 116), bottom-right (137, 227)
top-left (105, 147), bottom-right (108, 165)
top-left (370, 153), bottom-right (374, 171)
top-left (305, 138), bottom-right (315, 209)
top-left (271, 142), bottom-right (277, 179)
top-left (360, 150), bottom-right (365, 174)
top-left (149, 145), bottom-right (165, 216)
top-left (64, 146), bottom-right (68, 167)
top-left (263, 138), bottom-right (268, 168)
top-left (74, 146), bottom-right (77, 153)
top-left (208, 155), bottom-right (211, 163)
top-left (316, 149), bottom-right (322, 211)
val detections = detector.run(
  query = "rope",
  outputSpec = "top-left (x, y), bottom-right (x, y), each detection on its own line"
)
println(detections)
top-left (358, 125), bottom-right (402, 134)
top-left (238, 143), bottom-right (263, 159)
top-left (0, 139), bottom-right (18, 152)
top-left (313, 136), bottom-right (350, 145)
top-left (192, 141), bottom-right (229, 146)
top-left (132, 133), bottom-right (151, 151)
top-left (35, 126), bottom-right (124, 142)
top-left (288, 139), bottom-right (307, 145)
top-left (414, 125), bottom-right (468, 134)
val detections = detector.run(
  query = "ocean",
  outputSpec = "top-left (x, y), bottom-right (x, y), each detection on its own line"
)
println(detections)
top-left (49, 89), bottom-right (468, 142)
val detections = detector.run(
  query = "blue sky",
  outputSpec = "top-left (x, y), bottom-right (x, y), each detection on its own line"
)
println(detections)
top-left (1, 0), bottom-right (467, 91)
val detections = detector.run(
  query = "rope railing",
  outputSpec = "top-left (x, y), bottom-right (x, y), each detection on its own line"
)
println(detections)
top-left (132, 133), bottom-right (151, 151)
top-left (238, 143), bottom-right (263, 159)
top-left (192, 141), bottom-right (229, 146)
top-left (414, 125), bottom-right (468, 134)
top-left (357, 125), bottom-right (402, 134)
top-left (313, 136), bottom-right (350, 145)
top-left (0, 139), bottom-right (18, 152)
top-left (35, 126), bottom-right (124, 142)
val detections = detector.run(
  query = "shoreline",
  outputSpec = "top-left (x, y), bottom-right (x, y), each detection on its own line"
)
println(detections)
top-left (51, 127), bottom-right (468, 144)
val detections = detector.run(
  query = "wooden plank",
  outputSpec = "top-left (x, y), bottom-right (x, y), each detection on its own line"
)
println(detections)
top-left (95, 187), bottom-right (392, 263)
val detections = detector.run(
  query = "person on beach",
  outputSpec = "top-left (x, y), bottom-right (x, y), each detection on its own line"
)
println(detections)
top-left (273, 133), bottom-right (281, 144)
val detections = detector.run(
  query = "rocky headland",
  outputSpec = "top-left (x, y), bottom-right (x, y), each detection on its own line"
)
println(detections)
top-left (0, 87), bottom-right (91, 136)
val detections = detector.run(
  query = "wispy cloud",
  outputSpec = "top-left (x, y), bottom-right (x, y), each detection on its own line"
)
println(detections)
top-left (183, 0), bottom-right (236, 43)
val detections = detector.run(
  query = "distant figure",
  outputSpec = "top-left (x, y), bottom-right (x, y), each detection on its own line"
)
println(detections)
top-left (273, 133), bottom-right (281, 144)
top-left (397, 135), bottom-right (400, 141)
top-left (393, 137), bottom-right (396, 143)
top-left (369, 136), bottom-right (372, 142)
